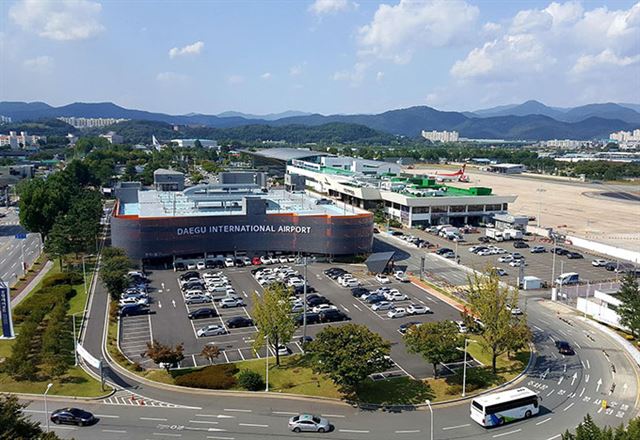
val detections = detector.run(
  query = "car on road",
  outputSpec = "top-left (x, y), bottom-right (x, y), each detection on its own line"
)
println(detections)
top-left (530, 246), bottom-right (546, 253)
top-left (188, 308), bottom-right (217, 319)
top-left (566, 251), bottom-right (584, 259)
top-left (399, 321), bottom-right (422, 334)
top-left (385, 290), bottom-right (408, 301)
top-left (371, 301), bottom-right (393, 311)
top-left (406, 304), bottom-right (431, 315)
top-left (185, 295), bottom-right (211, 305)
top-left (592, 259), bottom-right (609, 267)
top-left (312, 304), bottom-right (338, 313)
top-left (288, 414), bottom-right (331, 433)
top-left (375, 273), bottom-right (391, 284)
top-left (394, 271), bottom-right (410, 282)
top-left (226, 317), bottom-right (253, 328)
top-left (513, 241), bottom-right (529, 248)
top-left (555, 340), bottom-right (575, 355)
top-left (319, 309), bottom-right (349, 323)
top-left (50, 408), bottom-right (96, 426)
top-left (219, 297), bottom-right (244, 308)
top-left (196, 325), bottom-right (227, 337)
top-left (387, 307), bottom-right (407, 319)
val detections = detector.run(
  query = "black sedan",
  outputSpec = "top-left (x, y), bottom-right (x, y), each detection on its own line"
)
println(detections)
top-left (319, 310), bottom-right (349, 323)
top-left (435, 248), bottom-right (454, 255)
top-left (551, 247), bottom-right (569, 255)
top-left (227, 317), bottom-right (254, 328)
top-left (398, 321), bottom-right (422, 334)
top-left (556, 340), bottom-right (575, 355)
top-left (567, 252), bottom-right (584, 259)
top-left (188, 308), bottom-right (217, 319)
top-left (513, 241), bottom-right (529, 248)
top-left (307, 296), bottom-right (330, 307)
top-left (295, 313), bottom-right (320, 326)
top-left (51, 408), bottom-right (96, 426)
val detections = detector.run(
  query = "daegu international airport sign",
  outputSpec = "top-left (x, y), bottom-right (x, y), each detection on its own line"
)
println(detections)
top-left (0, 280), bottom-right (15, 339)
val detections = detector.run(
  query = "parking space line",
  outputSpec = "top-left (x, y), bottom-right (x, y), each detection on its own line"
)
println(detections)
top-left (222, 351), bottom-right (229, 363)
top-left (238, 349), bottom-right (245, 360)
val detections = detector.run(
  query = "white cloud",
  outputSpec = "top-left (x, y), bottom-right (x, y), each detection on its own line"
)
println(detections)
top-left (376, 71), bottom-right (384, 82)
top-left (289, 64), bottom-right (304, 76)
top-left (227, 75), bottom-right (245, 85)
top-left (9, 0), bottom-right (104, 41)
top-left (332, 62), bottom-right (368, 84)
top-left (509, 9), bottom-right (553, 34)
top-left (156, 72), bottom-right (189, 83)
top-left (169, 41), bottom-right (205, 59)
top-left (23, 55), bottom-right (53, 71)
top-left (309, 0), bottom-right (353, 16)
top-left (357, 0), bottom-right (479, 63)
top-left (572, 49), bottom-right (640, 75)
top-left (260, 72), bottom-right (273, 80)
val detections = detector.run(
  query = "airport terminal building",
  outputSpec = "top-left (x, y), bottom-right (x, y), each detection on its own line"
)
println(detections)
top-left (112, 180), bottom-right (374, 261)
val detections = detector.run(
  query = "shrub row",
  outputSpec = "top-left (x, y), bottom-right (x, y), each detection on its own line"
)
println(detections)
top-left (41, 272), bottom-right (83, 288)
top-left (13, 284), bottom-right (76, 324)
top-left (175, 364), bottom-right (238, 390)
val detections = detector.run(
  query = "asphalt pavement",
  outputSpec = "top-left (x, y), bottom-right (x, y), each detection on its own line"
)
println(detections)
top-left (0, 207), bottom-right (43, 286)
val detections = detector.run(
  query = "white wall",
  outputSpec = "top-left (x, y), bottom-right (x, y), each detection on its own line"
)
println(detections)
top-left (568, 235), bottom-right (640, 264)
top-left (576, 298), bottom-right (626, 331)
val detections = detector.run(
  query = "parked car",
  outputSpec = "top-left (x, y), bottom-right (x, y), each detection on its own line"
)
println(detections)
top-left (188, 308), bottom-right (217, 319)
top-left (506, 304), bottom-right (523, 315)
top-left (399, 321), bottom-right (422, 334)
top-left (394, 271), bottom-right (410, 282)
top-left (567, 252), bottom-right (584, 259)
top-left (174, 262), bottom-right (186, 271)
top-left (551, 247), bottom-right (569, 255)
top-left (295, 313), bottom-right (320, 326)
top-left (406, 304), bottom-right (431, 315)
top-left (509, 260), bottom-right (527, 267)
top-left (592, 259), bottom-right (609, 267)
top-left (119, 304), bottom-right (149, 317)
top-left (185, 295), bottom-right (211, 305)
top-left (490, 267), bottom-right (508, 276)
top-left (435, 248), bottom-right (454, 255)
top-left (513, 241), bottom-right (529, 249)
top-left (455, 321), bottom-right (468, 333)
top-left (219, 297), bottom-right (244, 308)
top-left (226, 317), bottom-right (254, 328)
top-left (319, 309), bottom-right (349, 323)
top-left (341, 278), bottom-right (360, 288)
top-left (224, 257), bottom-right (235, 267)
top-left (387, 307), bottom-right (407, 319)
top-left (312, 304), bottom-right (338, 314)
top-left (288, 414), bottom-right (331, 433)
top-left (385, 291), bottom-right (408, 301)
top-left (478, 236), bottom-right (491, 243)
top-left (375, 273), bottom-right (391, 284)
top-left (371, 301), bottom-right (393, 311)
top-left (498, 255), bottom-right (513, 263)
top-left (530, 246), bottom-right (546, 253)
top-left (276, 344), bottom-right (290, 356)
top-left (556, 340), bottom-right (575, 355)
top-left (307, 296), bottom-right (330, 307)
top-left (351, 287), bottom-right (369, 297)
top-left (196, 261), bottom-right (206, 270)
top-left (50, 408), bottom-right (96, 426)
top-left (365, 294), bottom-right (386, 304)
top-left (197, 325), bottom-right (227, 337)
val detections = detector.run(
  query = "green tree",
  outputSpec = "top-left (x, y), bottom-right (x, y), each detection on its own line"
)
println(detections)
top-left (617, 273), bottom-right (640, 338)
top-left (251, 282), bottom-right (296, 366)
top-left (309, 323), bottom-right (391, 394)
top-left (101, 248), bottom-right (131, 300)
top-left (142, 340), bottom-right (185, 371)
top-left (404, 320), bottom-right (463, 378)
top-left (466, 271), bottom-right (528, 373)
top-left (194, 139), bottom-right (203, 149)
top-left (0, 394), bottom-right (66, 440)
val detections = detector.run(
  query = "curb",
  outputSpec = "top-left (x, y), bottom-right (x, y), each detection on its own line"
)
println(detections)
top-left (3, 388), bottom-right (116, 402)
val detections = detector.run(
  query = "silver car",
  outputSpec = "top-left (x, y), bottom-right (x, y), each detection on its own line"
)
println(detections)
top-left (196, 325), bottom-right (226, 337)
top-left (185, 295), bottom-right (211, 305)
top-left (219, 297), bottom-right (244, 308)
top-left (288, 414), bottom-right (331, 433)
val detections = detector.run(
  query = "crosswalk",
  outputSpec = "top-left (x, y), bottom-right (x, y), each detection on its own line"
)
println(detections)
top-left (103, 390), bottom-right (200, 409)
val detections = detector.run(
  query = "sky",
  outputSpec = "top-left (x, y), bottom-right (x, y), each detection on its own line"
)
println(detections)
top-left (1, 0), bottom-right (639, 115)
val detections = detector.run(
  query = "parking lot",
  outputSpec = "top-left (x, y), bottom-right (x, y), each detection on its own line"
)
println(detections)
top-left (117, 258), bottom-right (465, 379)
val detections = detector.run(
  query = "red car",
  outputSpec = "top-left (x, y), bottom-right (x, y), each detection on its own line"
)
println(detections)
top-left (251, 256), bottom-right (262, 265)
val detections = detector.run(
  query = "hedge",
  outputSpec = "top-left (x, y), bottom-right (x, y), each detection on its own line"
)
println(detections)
top-left (175, 364), bottom-right (238, 390)
top-left (41, 272), bottom-right (83, 288)
top-left (237, 370), bottom-right (265, 391)
top-left (12, 285), bottom-right (77, 324)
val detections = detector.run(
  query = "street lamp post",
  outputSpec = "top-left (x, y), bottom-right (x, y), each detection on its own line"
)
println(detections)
top-left (44, 383), bottom-right (53, 432)
top-left (462, 339), bottom-right (479, 397)
top-left (72, 311), bottom-right (85, 366)
top-left (550, 235), bottom-right (558, 301)
top-left (425, 399), bottom-right (433, 440)
top-left (536, 188), bottom-right (546, 228)
top-left (265, 335), bottom-right (269, 392)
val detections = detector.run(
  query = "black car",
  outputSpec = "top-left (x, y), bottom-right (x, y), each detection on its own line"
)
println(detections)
top-left (234, 258), bottom-right (245, 267)
top-left (319, 309), bottom-right (349, 323)
top-left (604, 262), bottom-right (619, 271)
top-left (299, 335), bottom-right (313, 345)
top-left (307, 296), bottom-right (330, 307)
top-left (436, 248), bottom-right (454, 255)
top-left (227, 317), bottom-right (254, 328)
top-left (293, 285), bottom-right (316, 295)
top-left (555, 341), bottom-right (575, 355)
top-left (567, 252), bottom-right (584, 259)
top-left (513, 241), bottom-right (529, 248)
top-left (119, 304), bottom-right (149, 317)
top-left (205, 259), bottom-right (216, 269)
top-left (365, 294), bottom-right (386, 304)
top-left (50, 408), bottom-right (96, 426)
top-left (174, 262), bottom-right (186, 271)
top-left (188, 308), bottom-right (217, 319)
top-left (478, 236), bottom-right (491, 243)
top-left (295, 312), bottom-right (321, 326)
top-left (179, 271), bottom-right (200, 280)
top-left (323, 267), bottom-right (345, 276)
top-left (551, 247), bottom-right (569, 255)
top-left (351, 287), bottom-right (369, 297)
top-left (398, 321), bottom-right (421, 334)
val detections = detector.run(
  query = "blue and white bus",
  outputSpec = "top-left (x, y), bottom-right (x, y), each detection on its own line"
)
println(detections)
top-left (470, 387), bottom-right (540, 427)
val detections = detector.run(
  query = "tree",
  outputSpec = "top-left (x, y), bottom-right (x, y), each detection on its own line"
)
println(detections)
top-left (0, 394), bottom-right (66, 440)
top-left (194, 139), bottom-right (203, 149)
top-left (101, 248), bottom-right (131, 300)
top-left (617, 273), bottom-right (640, 338)
top-left (309, 323), bottom-right (391, 394)
top-left (251, 282), bottom-right (297, 366)
top-left (142, 340), bottom-right (185, 371)
top-left (200, 344), bottom-right (221, 364)
top-left (466, 271), bottom-right (529, 373)
top-left (504, 318), bottom-right (532, 360)
top-left (561, 414), bottom-right (640, 440)
top-left (404, 320), bottom-right (463, 378)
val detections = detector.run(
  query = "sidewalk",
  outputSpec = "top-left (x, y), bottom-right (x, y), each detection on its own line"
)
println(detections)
top-left (10, 260), bottom-right (53, 307)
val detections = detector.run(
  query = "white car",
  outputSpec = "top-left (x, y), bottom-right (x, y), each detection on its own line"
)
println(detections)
top-left (291, 303), bottom-right (305, 313)
top-left (186, 263), bottom-right (197, 270)
top-left (406, 304), bottom-right (431, 315)
top-left (184, 288), bottom-right (206, 296)
top-left (312, 304), bottom-right (337, 313)
top-left (342, 278), bottom-right (360, 288)
top-left (498, 255), bottom-right (514, 263)
top-left (371, 301), bottom-right (393, 311)
top-left (477, 249), bottom-right (493, 256)
top-left (197, 325), bottom-right (226, 337)
top-left (506, 304), bottom-right (523, 315)
top-left (119, 297), bottom-right (149, 307)
top-left (219, 297), bottom-right (244, 308)
top-left (337, 274), bottom-right (354, 284)
top-left (385, 291), bottom-right (408, 301)
top-left (394, 271), bottom-right (409, 282)
top-left (287, 256), bottom-right (297, 263)
top-left (387, 308), bottom-right (407, 319)
top-left (279, 256), bottom-right (289, 264)
top-left (375, 274), bottom-right (391, 284)
top-left (491, 267), bottom-right (508, 276)
top-left (592, 259), bottom-right (609, 267)
top-left (185, 295), bottom-right (211, 305)
top-left (455, 321), bottom-right (468, 333)
top-left (509, 260), bottom-right (527, 267)
top-left (288, 279), bottom-right (305, 288)
top-left (224, 258), bottom-right (235, 267)
top-left (196, 261), bottom-right (206, 270)
top-left (260, 256), bottom-right (271, 264)
top-left (242, 256), bottom-right (252, 266)
top-left (276, 345), bottom-right (290, 356)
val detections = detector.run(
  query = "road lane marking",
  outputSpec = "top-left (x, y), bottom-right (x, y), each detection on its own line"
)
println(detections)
top-left (574, 342), bottom-right (581, 349)
top-left (207, 437), bottom-right (234, 440)
top-left (339, 429), bottom-right (370, 433)
top-left (95, 414), bottom-right (120, 418)
top-left (586, 359), bottom-right (590, 369)
top-left (579, 387), bottom-right (585, 397)
top-left (533, 325), bottom-right (543, 332)
top-left (189, 420), bottom-right (219, 424)
top-left (153, 434), bottom-right (182, 437)
top-left (321, 414), bottom-right (346, 418)
top-left (238, 423), bottom-right (268, 427)
top-left (396, 430), bottom-right (420, 433)
top-left (272, 411), bottom-right (297, 415)
top-left (547, 435), bottom-right (561, 440)
top-left (536, 418), bottom-right (552, 425)
top-left (443, 424), bottom-right (470, 430)
top-left (140, 417), bottom-right (168, 421)
top-left (493, 428), bottom-right (521, 437)
top-left (557, 377), bottom-right (564, 385)
top-left (546, 389), bottom-right (555, 397)
top-left (224, 409), bottom-right (252, 413)
top-left (196, 414), bottom-right (235, 418)
top-left (563, 402), bottom-right (575, 411)
top-left (103, 429), bottom-right (127, 433)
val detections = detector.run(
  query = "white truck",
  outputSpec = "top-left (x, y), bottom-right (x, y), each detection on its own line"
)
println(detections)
top-left (485, 228), bottom-right (504, 241)
top-left (502, 228), bottom-right (523, 240)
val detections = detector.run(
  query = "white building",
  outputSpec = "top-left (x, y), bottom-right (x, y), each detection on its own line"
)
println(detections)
top-left (58, 117), bottom-right (129, 128)
top-left (541, 139), bottom-right (589, 149)
top-left (100, 131), bottom-right (124, 144)
top-left (610, 129), bottom-right (640, 143)
top-left (0, 131), bottom-right (45, 149)
top-left (486, 163), bottom-right (526, 174)
top-left (576, 286), bottom-right (627, 331)
top-left (421, 130), bottom-right (459, 143)
top-left (171, 138), bottom-right (218, 149)
top-left (0, 115), bottom-right (12, 124)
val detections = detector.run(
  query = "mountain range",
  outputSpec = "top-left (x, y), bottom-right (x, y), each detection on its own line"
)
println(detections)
top-left (1, 100), bottom-right (638, 140)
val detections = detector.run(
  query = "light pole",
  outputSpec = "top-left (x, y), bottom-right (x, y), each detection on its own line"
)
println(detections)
top-left (72, 311), bottom-right (85, 366)
top-left (425, 399), bottom-right (433, 440)
top-left (536, 188), bottom-right (546, 228)
top-left (550, 235), bottom-right (558, 301)
top-left (462, 338), bottom-right (469, 397)
top-left (44, 383), bottom-right (53, 432)
top-left (265, 335), bottom-right (269, 392)
top-left (295, 256), bottom-right (314, 347)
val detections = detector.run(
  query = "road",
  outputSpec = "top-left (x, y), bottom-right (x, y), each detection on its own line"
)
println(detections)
top-left (0, 207), bottom-right (42, 286)
top-left (31, 235), bottom-right (638, 440)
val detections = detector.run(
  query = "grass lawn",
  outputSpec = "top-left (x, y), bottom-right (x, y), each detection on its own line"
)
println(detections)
top-left (0, 367), bottom-right (111, 397)
top-left (355, 376), bottom-right (434, 405)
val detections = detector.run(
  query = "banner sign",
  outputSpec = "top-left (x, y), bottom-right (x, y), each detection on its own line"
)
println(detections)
top-left (76, 343), bottom-right (101, 369)
top-left (177, 224), bottom-right (312, 236)
top-left (0, 281), bottom-right (14, 338)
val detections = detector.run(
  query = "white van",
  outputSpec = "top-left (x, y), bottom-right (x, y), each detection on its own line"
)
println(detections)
top-left (555, 272), bottom-right (579, 285)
